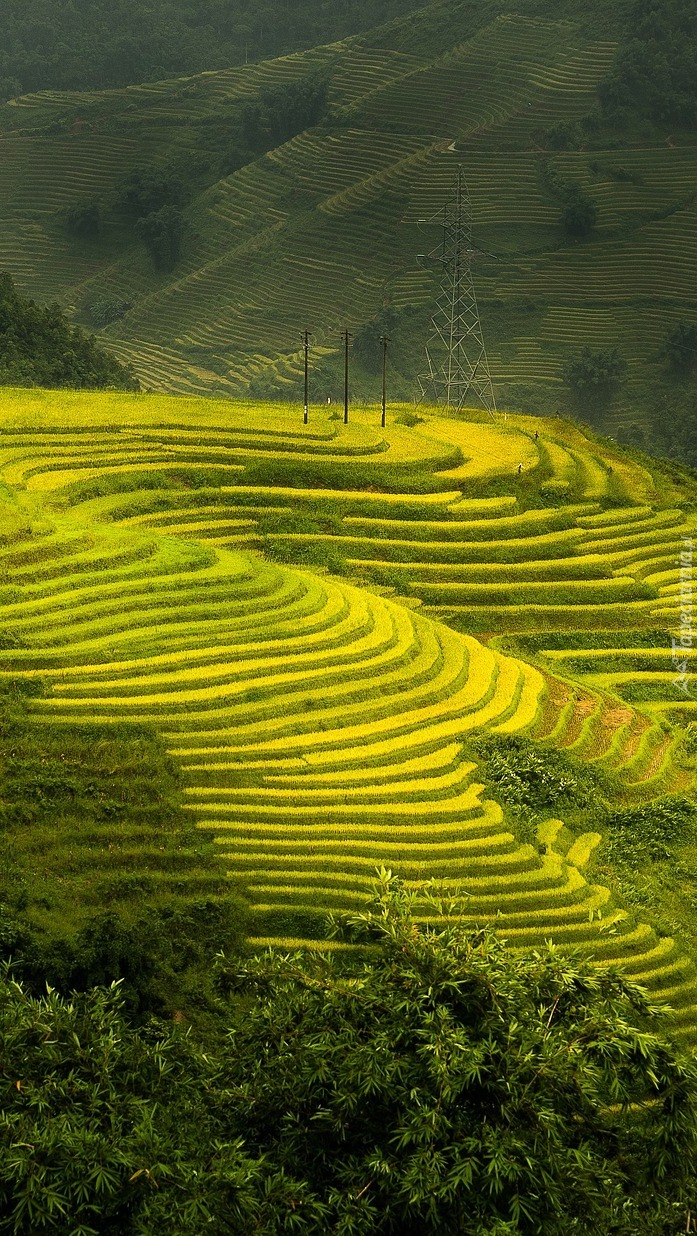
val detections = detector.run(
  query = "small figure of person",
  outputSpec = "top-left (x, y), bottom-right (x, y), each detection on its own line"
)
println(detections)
top-left (517, 463), bottom-right (522, 475)
top-left (326, 395), bottom-right (331, 405)
top-left (534, 430), bottom-right (539, 441)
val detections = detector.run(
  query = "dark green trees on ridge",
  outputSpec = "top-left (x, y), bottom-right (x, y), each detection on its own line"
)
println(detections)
top-left (599, 0), bottom-right (697, 126)
top-left (0, 0), bottom-right (419, 99)
top-left (0, 273), bottom-right (138, 390)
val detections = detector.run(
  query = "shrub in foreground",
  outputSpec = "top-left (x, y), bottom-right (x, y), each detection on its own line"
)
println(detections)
top-left (220, 873), bottom-right (697, 1234)
top-left (2, 873), bottom-right (697, 1233)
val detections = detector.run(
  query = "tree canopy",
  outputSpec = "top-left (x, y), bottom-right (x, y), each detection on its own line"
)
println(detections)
top-left (562, 347), bottom-right (627, 405)
top-left (0, 273), bottom-right (138, 390)
top-left (2, 872), bottom-right (697, 1233)
top-left (599, 0), bottom-right (697, 126)
top-left (0, 0), bottom-right (418, 99)
top-left (662, 321), bottom-right (697, 375)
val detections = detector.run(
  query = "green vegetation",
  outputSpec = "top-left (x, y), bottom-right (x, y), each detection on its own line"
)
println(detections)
top-left (605, 796), bottom-right (696, 864)
top-left (65, 201), bottom-right (101, 239)
top-left (469, 731), bottom-right (606, 815)
top-left (662, 321), bottom-right (697, 375)
top-left (0, 390), bottom-right (695, 1041)
top-left (562, 348), bottom-right (628, 415)
top-left (0, 0), bottom-right (694, 456)
top-left (1, 388), bottom-right (697, 1225)
top-left (0, 688), bottom-right (248, 1021)
top-left (240, 72), bottom-right (330, 154)
top-left (0, 274), bottom-right (137, 390)
top-left (2, 875), bottom-right (697, 1234)
top-left (4, 0), bottom-right (697, 1218)
top-left (649, 390), bottom-right (697, 467)
top-left (134, 205), bottom-right (185, 271)
top-left (560, 186), bottom-right (598, 238)
top-left (0, 0), bottom-right (420, 97)
top-left (599, 0), bottom-right (697, 126)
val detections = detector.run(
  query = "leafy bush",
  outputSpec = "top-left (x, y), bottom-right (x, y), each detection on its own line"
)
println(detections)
top-left (580, 109), bottom-right (602, 135)
top-left (540, 160), bottom-right (598, 238)
top-left (353, 305), bottom-right (399, 373)
top-left (117, 166), bottom-right (185, 220)
top-left (470, 732), bottom-right (606, 813)
top-left (544, 120), bottom-right (583, 150)
top-left (648, 390), bottom-right (697, 466)
top-left (247, 370), bottom-right (282, 399)
top-left (0, 976), bottom-right (265, 1233)
top-left (0, 899), bottom-right (248, 1019)
top-left (607, 164), bottom-right (644, 184)
top-left (605, 796), bottom-right (697, 864)
top-left (0, 74), bottom-right (20, 101)
top-left (216, 873), bottom-right (697, 1235)
top-left (4, 874), bottom-right (696, 1234)
top-left (240, 72), bottom-right (329, 152)
top-left (617, 422), bottom-right (647, 448)
top-left (599, 0), bottom-right (697, 126)
top-left (394, 410), bottom-right (423, 427)
top-left (86, 294), bottom-right (133, 327)
top-left (539, 477), bottom-right (572, 503)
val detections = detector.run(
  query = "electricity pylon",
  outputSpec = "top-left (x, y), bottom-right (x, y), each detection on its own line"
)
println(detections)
top-left (416, 167), bottom-right (496, 415)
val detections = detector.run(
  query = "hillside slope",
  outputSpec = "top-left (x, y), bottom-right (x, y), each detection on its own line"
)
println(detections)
top-left (2, 389), bottom-right (697, 1039)
top-left (1, 0), bottom-right (694, 436)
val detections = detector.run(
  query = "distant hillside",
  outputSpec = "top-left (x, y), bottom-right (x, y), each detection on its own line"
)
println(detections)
top-left (0, 0), bottom-right (695, 456)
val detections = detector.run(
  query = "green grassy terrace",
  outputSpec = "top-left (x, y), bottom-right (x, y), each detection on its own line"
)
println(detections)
top-left (2, 388), bottom-right (697, 1036)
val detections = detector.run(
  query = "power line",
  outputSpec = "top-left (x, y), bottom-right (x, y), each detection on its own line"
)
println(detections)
top-left (342, 329), bottom-right (352, 425)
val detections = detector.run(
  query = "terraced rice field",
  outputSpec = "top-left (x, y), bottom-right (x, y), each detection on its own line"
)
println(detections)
top-left (0, 4), bottom-right (694, 420)
top-left (2, 388), bottom-right (697, 1037)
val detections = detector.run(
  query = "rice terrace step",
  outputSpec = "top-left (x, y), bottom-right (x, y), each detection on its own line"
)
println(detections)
top-left (1, 388), bottom-right (696, 1043)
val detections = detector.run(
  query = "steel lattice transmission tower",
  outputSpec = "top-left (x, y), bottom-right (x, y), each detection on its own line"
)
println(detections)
top-left (416, 167), bottom-right (496, 414)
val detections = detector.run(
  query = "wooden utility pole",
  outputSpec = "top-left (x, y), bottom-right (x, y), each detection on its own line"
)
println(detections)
top-left (380, 334), bottom-right (389, 429)
top-left (302, 329), bottom-right (310, 424)
top-left (342, 329), bottom-right (352, 424)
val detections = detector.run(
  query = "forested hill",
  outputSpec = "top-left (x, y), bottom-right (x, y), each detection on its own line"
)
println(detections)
top-left (0, 0), bottom-right (695, 459)
top-left (0, 0), bottom-right (422, 98)
top-left (0, 274), bottom-right (137, 390)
